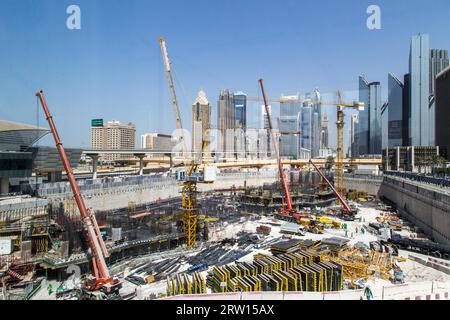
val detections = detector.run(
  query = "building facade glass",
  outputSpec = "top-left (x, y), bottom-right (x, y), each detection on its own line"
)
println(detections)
top-left (409, 33), bottom-right (430, 146)
top-left (279, 95), bottom-right (301, 158)
top-left (388, 73), bottom-right (404, 147)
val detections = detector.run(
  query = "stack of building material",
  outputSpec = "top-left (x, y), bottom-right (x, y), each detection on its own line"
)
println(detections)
top-left (206, 250), bottom-right (342, 293)
top-left (270, 239), bottom-right (303, 255)
top-left (320, 247), bottom-right (394, 284)
top-left (166, 272), bottom-right (206, 296)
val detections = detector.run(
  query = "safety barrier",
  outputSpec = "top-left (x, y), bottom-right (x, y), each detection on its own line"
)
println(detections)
top-left (161, 281), bottom-right (450, 300)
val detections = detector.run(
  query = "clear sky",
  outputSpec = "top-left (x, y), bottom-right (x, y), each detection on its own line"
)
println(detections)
top-left (0, 0), bottom-right (449, 148)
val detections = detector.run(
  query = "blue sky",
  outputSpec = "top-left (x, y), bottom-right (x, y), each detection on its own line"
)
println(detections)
top-left (0, 0), bottom-right (449, 148)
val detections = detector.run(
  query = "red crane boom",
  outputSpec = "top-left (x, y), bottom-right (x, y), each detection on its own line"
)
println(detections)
top-left (309, 159), bottom-right (352, 215)
top-left (259, 79), bottom-right (294, 214)
top-left (36, 91), bottom-right (115, 291)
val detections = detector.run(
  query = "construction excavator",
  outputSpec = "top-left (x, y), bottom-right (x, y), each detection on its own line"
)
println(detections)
top-left (36, 91), bottom-right (121, 300)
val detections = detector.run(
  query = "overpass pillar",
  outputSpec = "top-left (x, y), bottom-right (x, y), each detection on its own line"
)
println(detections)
top-left (169, 153), bottom-right (173, 171)
top-left (86, 154), bottom-right (100, 179)
top-left (134, 153), bottom-right (146, 176)
top-left (0, 177), bottom-right (9, 195)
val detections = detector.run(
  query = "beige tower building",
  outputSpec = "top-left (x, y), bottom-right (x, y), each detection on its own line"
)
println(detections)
top-left (91, 120), bottom-right (136, 161)
top-left (192, 90), bottom-right (211, 161)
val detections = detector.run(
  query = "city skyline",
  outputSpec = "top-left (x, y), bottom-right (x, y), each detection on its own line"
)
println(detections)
top-left (0, 0), bottom-right (449, 147)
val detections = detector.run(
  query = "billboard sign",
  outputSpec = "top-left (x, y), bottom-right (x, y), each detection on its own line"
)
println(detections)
top-left (91, 119), bottom-right (104, 127)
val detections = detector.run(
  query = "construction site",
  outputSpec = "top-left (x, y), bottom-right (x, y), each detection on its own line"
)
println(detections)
top-left (1, 37), bottom-right (450, 302)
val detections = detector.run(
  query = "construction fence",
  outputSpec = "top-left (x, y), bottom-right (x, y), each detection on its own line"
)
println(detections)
top-left (161, 280), bottom-right (450, 300)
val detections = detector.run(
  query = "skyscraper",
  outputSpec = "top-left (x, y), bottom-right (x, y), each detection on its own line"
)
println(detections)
top-left (279, 95), bottom-right (301, 159)
top-left (369, 82), bottom-right (382, 154)
top-left (300, 101), bottom-right (312, 159)
top-left (355, 76), bottom-right (382, 156)
top-left (381, 102), bottom-right (388, 150)
top-left (387, 73), bottom-right (404, 147)
top-left (311, 89), bottom-right (322, 158)
top-left (429, 49), bottom-right (449, 145)
top-left (435, 66), bottom-right (450, 160)
top-left (234, 91), bottom-right (247, 130)
top-left (192, 89), bottom-right (211, 159)
top-left (409, 33), bottom-right (430, 146)
top-left (355, 76), bottom-right (370, 156)
top-left (217, 90), bottom-right (235, 157)
top-left (402, 74), bottom-right (411, 146)
top-left (350, 114), bottom-right (359, 158)
top-left (320, 109), bottom-right (329, 152)
top-left (233, 91), bottom-right (247, 158)
top-left (260, 105), bottom-right (272, 158)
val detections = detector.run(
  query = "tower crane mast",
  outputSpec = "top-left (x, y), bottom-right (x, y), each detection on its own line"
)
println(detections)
top-left (158, 37), bottom-right (214, 249)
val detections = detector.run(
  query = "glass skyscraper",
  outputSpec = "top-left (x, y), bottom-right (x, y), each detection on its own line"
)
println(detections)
top-left (355, 76), bottom-right (370, 156)
top-left (234, 91), bottom-right (247, 130)
top-left (355, 76), bottom-right (382, 155)
top-left (279, 95), bottom-right (301, 159)
top-left (300, 102), bottom-right (312, 159)
top-left (387, 73), bottom-right (404, 147)
top-left (429, 49), bottom-right (449, 145)
top-left (369, 81), bottom-right (382, 154)
top-left (409, 33), bottom-right (430, 146)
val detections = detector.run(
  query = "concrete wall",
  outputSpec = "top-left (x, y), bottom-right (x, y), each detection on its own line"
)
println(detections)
top-left (344, 176), bottom-right (382, 196)
top-left (379, 176), bottom-right (450, 245)
top-left (40, 171), bottom-right (278, 212)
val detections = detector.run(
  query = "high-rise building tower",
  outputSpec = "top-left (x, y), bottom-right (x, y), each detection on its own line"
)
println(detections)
top-left (369, 81), bottom-right (382, 154)
top-left (311, 89), bottom-right (322, 158)
top-left (279, 95), bottom-right (301, 159)
top-left (435, 66), bottom-right (450, 160)
top-left (217, 90), bottom-right (235, 157)
top-left (381, 102), bottom-right (388, 150)
top-left (320, 109), bottom-right (329, 151)
top-left (234, 91), bottom-right (247, 130)
top-left (356, 76), bottom-right (370, 156)
top-left (260, 105), bottom-right (272, 158)
top-left (355, 76), bottom-right (382, 155)
top-left (350, 114), bottom-right (359, 158)
top-left (192, 89), bottom-right (211, 159)
top-left (300, 101), bottom-right (312, 159)
top-left (91, 120), bottom-right (135, 161)
top-left (387, 73), bottom-right (404, 147)
top-left (409, 33), bottom-right (430, 146)
top-left (429, 49), bottom-right (449, 145)
top-left (402, 73), bottom-right (411, 146)
top-left (233, 91), bottom-right (247, 158)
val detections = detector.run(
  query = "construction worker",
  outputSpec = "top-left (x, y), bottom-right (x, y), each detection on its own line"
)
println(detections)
top-left (364, 285), bottom-right (373, 300)
top-left (47, 283), bottom-right (53, 296)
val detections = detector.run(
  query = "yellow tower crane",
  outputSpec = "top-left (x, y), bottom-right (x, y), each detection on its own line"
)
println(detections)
top-left (246, 94), bottom-right (364, 194)
top-left (158, 37), bottom-right (214, 249)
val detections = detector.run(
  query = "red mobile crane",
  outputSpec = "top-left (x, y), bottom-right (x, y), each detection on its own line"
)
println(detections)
top-left (309, 159), bottom-right (357, 220)
top-left (36, 91), bottom-right (121, 299)
top-left (259, 79), bottom-right (298, 217)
